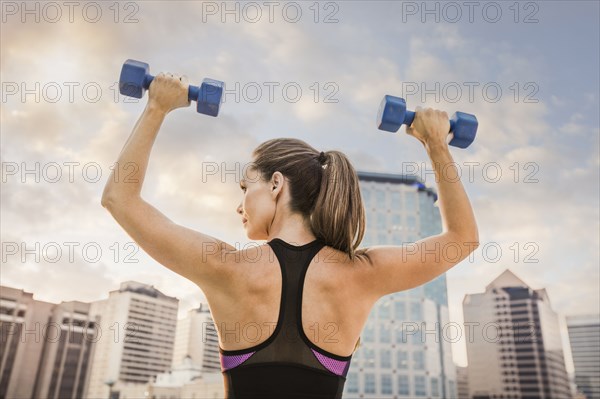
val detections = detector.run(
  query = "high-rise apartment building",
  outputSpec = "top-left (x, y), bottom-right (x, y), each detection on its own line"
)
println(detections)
top-left (0, 286), bottom-right (96, 399)
top-left (0, 286), bottom-right (54, 399)
top-left (172, 303), bottom-right (220, 372)
top-left (463, 269), bottom-right (571, 398)
top-left (85, 281), bottom-right (179, 399)
top-left (567, 314), bottom-right (600, 399)
top-left (33, 300), bottom-right (98, 399)
top-left (343, 171), bottom-right (456, 398)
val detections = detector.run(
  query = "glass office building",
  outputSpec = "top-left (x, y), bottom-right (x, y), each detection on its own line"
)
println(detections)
top-left (567, 314), bottom-right (600, 399)
top-left (343, 171), bottom-right (456, 398)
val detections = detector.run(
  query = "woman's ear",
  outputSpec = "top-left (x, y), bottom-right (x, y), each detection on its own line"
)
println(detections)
top-left (271, 172), bottom-right (283, 190)
top-left (271, 171), bottom-right (284, 191)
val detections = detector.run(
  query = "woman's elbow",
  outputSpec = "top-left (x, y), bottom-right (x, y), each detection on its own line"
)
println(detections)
top-left (100, 189), bottom-right (123, 210)
top-left (450, 231), bottom-right (480, 253)
top-left (101, 182), bottom-right (115, 208)
top-left (101, 192), bottom-right (141, 211)
top-left (467, 234), bottom-right (480, 255)
top-left (471, 226), bottom-right (480, 249)
top-left (460, 224), bottom-right (480, 251)
top-left (465, 230), bottom-right (480, 250)
top-left (101, 193), bottom-right (115, 210)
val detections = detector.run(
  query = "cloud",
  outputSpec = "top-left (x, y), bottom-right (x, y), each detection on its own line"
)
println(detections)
top-left (1, 234), bottom-right (115, 304)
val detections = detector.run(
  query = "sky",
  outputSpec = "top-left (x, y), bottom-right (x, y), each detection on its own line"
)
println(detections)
top-left (1, 1), bottom-right (599, 372)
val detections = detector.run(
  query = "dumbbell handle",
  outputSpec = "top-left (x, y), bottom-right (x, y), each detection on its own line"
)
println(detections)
top-left (402, 110), bottom-right (457, 133)
top-left (142, 73), bottom-right (202, 102)
top-left (378, 95), bottom-right (477, 148)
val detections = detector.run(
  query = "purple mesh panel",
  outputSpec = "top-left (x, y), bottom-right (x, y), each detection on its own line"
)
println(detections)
top-left (311, 349), bottom-right (350, 377)
top-left (220, 352), bottom-right (256, 371)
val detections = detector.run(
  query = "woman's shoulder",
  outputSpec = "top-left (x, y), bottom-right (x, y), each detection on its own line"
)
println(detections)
top-left (220, 243), bottom-right (274, 272)
top-left (320, 242), bottom-right (371, 268)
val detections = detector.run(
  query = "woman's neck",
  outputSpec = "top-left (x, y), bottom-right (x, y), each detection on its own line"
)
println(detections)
top-left (266, 213), bottom-right (316, 245)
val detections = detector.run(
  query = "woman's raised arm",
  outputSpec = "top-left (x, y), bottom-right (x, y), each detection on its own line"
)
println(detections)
top-left (101, 73), bottom-right (237, 292)
top-left (352, 108), bottom-right (480, 300)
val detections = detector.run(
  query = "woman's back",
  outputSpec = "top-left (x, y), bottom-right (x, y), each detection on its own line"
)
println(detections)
top-left (207, 237), bottom-right (373, 398)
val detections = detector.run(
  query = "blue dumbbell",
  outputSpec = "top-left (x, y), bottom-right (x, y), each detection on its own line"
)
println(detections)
top-left (377, 95), bottom-right (478, 148)
top-left (119, 59), bottom-right (224, 117)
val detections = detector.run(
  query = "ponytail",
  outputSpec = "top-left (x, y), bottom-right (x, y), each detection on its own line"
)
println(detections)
top-left (310, 151), bottom-right (366, 260)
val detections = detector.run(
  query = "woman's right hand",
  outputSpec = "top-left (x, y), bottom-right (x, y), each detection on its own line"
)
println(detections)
top-left (147, 72), bottom-right (191, 114)
top-left (405, 107), bottom-right (451, 149)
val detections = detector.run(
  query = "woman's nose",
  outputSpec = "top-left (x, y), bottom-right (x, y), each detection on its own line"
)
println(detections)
top-left (236, 203), bottom-right (243, 215)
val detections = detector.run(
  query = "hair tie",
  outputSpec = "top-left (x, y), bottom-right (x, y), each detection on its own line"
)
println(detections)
top-left (318, 151), bottom-right (327, 165)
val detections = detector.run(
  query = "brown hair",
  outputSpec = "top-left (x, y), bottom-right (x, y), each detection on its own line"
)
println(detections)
top-left (250, 138), bottom-right (366, 260)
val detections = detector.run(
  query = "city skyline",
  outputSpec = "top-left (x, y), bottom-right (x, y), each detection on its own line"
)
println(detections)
top-left (0, 264), bottom-right (587, 374)
top-left (1, 266), bottom-right (590, 398)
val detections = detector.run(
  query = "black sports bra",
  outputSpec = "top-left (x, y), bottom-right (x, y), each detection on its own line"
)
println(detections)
top-left (218, 237), bottom-right (356, 399)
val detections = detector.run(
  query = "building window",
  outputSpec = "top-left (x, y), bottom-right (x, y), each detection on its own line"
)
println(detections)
top-left (398, 374), bottom-right (410, 395)
top-left (410, 301), bottom-right (423, 321)
top-left (397, 350), bottom-right (408, 369)
top-left (415, 375), bottom-right (427, 396)
top-left (431, 377), bottom-right (440, 397)
top-left (379, 301), bottom-right (391, 319)
top-left (394, 301), bottom-right (406, 320)
top-left (410, 327), bottom-right (423, 345)
top-left (381, 374), bottom-right (393, 394)
top-left (413, 350), bottom-right (425, 370)
top-left (365, 373), bottom-right (376, 394)
top-left (376, 213), bottom-right (387, 231)
top-left (396, 326), bottom-right (408, 344)
top-left (380, 349), bottom-right (391, 368)
top-left (346, 372), bottom-right (358, 393)
top-left (376, 190), bottom-right (386, 208)
top-left (392, 228), bottom-right (404, 242)
top-left (391, 213), bottom-right (402, 230)
top-left (378, 231), bottom-right (388, 244)
top-left (364, 322), bottom-right (375, 342)
top-left (405, 192), bottom-right (417, 212)
top-left (391, 191), bottom-right (402, 207)
top-left (406, 214), bottom-right (417, 230)
top-left (449, 380), bottom-right (456, 397)
top-left (380, 323), bottom-right (391, 343)
top-left (364, 348), bottom-right (376, 368)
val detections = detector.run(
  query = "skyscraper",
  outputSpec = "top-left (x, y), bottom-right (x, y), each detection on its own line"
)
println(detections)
top-left (0, 286), bottom-right (54, 399)
top-left (0, 286), bottom-right (96, 399)
top-left (33, 300), bottom-right (97, 399)
top-left (85, 281), bottom-right (179, 399)
top-left (343, 171), bottom-right (456, 398)
top-left (463, 269), bottom-right (571, 398)
top-left (567, 314), bottom-right (600, 399)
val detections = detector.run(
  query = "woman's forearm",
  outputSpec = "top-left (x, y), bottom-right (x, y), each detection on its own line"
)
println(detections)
top-left (426, 142), bottom-right (479, 243)
top-left (102, 104), bottom-right (167, 203)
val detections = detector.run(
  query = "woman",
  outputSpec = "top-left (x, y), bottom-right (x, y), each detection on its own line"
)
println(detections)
top-left (101, 72), bottom-right (479, 398)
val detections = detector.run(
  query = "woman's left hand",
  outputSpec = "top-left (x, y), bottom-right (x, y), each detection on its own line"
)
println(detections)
top-left (147, 72), bottom-right (191, 114)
